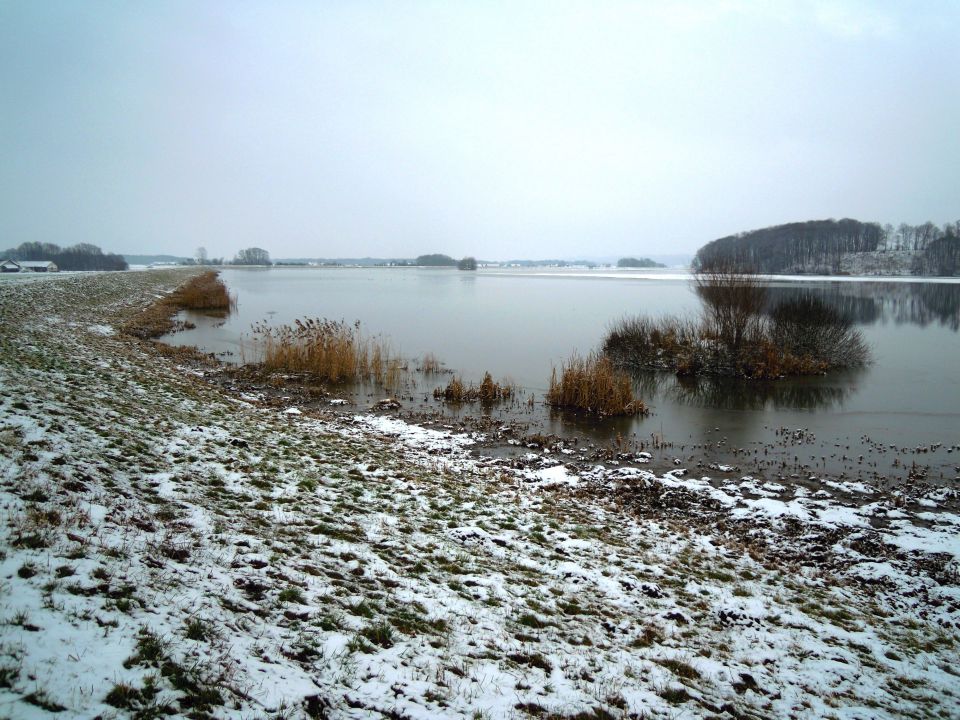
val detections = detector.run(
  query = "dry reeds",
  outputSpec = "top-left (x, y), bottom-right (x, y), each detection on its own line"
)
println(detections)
top-left (433, 372), bottom-right (513, 403)
top-left (253, 318), bottom-right (404, 387)
top-left (546, 352), bottom-right (647, 416)
top-left (419, 353), bottom-right (445, 374)
top-left (123, 270), bottom-right (236, 339)
top-left (171, 271), bottom-right (236, 312)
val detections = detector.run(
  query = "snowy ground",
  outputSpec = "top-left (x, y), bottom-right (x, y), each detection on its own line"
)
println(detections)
top-left (0, 269), bottom-right (958, 719)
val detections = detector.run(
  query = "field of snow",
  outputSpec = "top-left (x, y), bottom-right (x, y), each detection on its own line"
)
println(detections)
top-left (0, 269), bottom-right (957, 719)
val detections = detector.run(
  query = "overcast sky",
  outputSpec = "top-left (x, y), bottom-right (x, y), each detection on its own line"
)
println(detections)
top-left (1, 1), bottom-right (958, 261)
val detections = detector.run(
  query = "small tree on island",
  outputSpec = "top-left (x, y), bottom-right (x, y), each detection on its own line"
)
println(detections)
top-left (693, 260), bottom-right (767, 353)
top-left (233, 247), bottom-right (271, 266)
top-left (457, 257), bottom-right (477, 271)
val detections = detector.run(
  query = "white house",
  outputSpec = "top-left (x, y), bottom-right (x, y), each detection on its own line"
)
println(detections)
top-left (0, 259), bottom-right (21, 273)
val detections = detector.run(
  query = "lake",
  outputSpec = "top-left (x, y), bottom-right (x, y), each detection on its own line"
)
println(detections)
top-left (164, 267), bottom-right (960, 484)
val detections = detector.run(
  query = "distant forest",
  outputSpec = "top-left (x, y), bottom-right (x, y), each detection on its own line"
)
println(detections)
top-left (3, 241), bottom-right (128, 271)
top-left (414, 254), bottom-right (457, 266)
top-left (694, 219), bottom-right (960, 276)
top-left (617, 257), bottom-right (666, 268)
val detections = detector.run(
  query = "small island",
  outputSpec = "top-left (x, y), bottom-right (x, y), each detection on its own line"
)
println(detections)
top-left (617, 257), bottom-right (666, 268)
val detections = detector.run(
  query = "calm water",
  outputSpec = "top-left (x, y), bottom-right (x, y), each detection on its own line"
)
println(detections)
top-left (166, 267), bottom-right (960, 481)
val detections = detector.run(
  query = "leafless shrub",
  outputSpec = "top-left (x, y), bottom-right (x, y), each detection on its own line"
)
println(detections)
top-left (769, 297), bottom-right (869, 368)
top-left (603, 267), bottom-right (869, 379)
top-left (694, 260), bottom-right (767, 352)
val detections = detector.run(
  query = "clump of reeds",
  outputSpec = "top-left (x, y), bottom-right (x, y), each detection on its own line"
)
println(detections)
top-left (253, 318), bottom-right (404, 387)
top-left (171, 271), bottom-right (236, 312)
top-left (603, 315), bottom-right (702, 371)
top-left (123, 270), bottom-right (236, 339)
top-left (546, 352), bottom-right (647, 416)
top-left (433, 372), bottom-right (513, 403)
top-left (419, 353), bottom-right (445, 374)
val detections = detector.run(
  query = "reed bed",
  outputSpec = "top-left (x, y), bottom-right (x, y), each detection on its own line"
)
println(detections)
top-left (253, 318), bottom-right (404, 387)
top-left (433, 372), bottom-right (514, 403)
top-left (123, 270), bottom-right (236, 339)
top-left (419, 353), bottom-right (446, 374)
top-left (546, 352), bottom-right (647, 416)
top-left (171, 271), bottom-right (236, 311)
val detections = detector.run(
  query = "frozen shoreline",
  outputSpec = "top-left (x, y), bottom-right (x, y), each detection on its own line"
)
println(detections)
top-left (1, 269), bottom-right (957, 719)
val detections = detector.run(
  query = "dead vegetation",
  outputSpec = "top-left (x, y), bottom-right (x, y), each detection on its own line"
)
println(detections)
top-left (418, 352), bottom-right (447, 374)
top-left (253, 317), bottom-right (405, 387)
top-left (122, 270), bottom-right (235, 339)
top-left (171, 270), bottom-right (236, 312)
top-left (546, 352), bottom-right (647, 416)
top-left (603, 266), bottom-right (869, 379)
top-left (433, 372), bottom-right (514, 402)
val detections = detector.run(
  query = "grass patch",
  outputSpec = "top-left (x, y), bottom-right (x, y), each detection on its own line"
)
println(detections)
top-left (359, 621), bottom-right (395, 648)
top-left (23, 689), bottom-right (68, 712)
top-left (655, 657), bottom-right (701, 679)
top-left (658, 686), bottom-right (691, 704)
top-left (278, 586), bottom-right (306, 604)
top-left (507, 652), bottom-right (553, 673)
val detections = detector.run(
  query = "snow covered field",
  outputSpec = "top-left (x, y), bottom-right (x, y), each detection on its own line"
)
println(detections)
top-left (1, 270), bottom-right (957, 719)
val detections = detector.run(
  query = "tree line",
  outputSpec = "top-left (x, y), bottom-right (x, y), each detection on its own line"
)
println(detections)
top-left (694, 218), bottom-right (960, 276)
top-left (2, 241), bottom-right (128, 271)
top-left (188, 247), bottom-right (270, 266)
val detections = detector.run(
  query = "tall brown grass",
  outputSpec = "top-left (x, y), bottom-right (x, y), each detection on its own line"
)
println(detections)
top-left (123, 270), bottom-right (236, 339)
top-left (172, 271), bottom-right (236, 312)
top-left (253, 318), bottom-right (404, 387)
top-left (419, 353), bottom-right (445, 374)
top-left (546, 352), bottom-right (647, 416)
top-left (433, 372), bottom-right (514, 403)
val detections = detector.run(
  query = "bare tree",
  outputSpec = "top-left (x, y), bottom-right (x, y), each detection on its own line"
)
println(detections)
top-left (233, 247), bottom-right (271, 265)
top-left (195, 246), bottom-right (208, 265)
top-left (693, 259), bottom-right (768, 353)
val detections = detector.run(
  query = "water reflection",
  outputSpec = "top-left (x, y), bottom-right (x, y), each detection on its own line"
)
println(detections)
top-left (764, 282), bottom-right (960, 330)
top-left (630, 370), bottom-right (862, 413)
